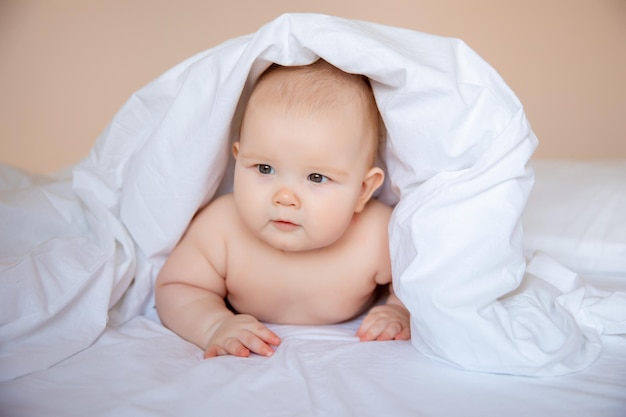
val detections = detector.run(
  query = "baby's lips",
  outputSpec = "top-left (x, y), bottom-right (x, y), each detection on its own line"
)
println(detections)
top-left (271, 219), bottom-right (300, 231)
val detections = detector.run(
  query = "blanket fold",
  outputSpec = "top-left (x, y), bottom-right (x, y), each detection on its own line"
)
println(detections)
top-left (1, 13), bottom-right (624, 381)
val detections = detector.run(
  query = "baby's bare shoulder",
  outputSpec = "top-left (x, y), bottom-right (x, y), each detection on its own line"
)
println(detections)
top-left (366, 198), bottom-right (392, 213)
top-left (350, 199), bottom-right (393, 284)
top-left (187, 194), bottom-right (237, 235)
top-left (360, 199), bottom-right (392, 226)
top-left (196, 193), bottom-right (235, 216)
top-left (346, 199), bottom-right (392, 243)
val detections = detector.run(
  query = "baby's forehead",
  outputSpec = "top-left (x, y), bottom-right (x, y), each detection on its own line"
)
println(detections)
top-left (250, 63), bottom-right (370, 108)
top-left (243, 62), bottom-right (382, 165)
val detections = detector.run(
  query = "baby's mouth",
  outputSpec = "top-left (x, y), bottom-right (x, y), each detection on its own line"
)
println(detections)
top-left (272, 219), bottom-right (299, 231)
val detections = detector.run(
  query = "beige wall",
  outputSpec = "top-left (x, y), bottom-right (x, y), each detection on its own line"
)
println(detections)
top-left (1, 0), bottom-right (625, 173)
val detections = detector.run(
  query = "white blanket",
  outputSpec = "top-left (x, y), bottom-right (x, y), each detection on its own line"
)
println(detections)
top-left (1, 13), bottom-right (623, 381)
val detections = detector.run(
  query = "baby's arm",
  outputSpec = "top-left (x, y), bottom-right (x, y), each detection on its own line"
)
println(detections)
top-left (155, 197), bottom-right (280, 357)
top-left (355, 200), bottom-right (411, 341)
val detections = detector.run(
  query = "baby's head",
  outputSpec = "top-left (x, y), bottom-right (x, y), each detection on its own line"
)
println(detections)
top-left (232, 59), bottom-right (385, 252)
top-left (244, 60), bottom-right (383, 166)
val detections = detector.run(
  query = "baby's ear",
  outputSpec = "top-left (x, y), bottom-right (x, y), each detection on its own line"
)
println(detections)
top-left (232, 142), bottom-right (240, 159)
top-left (355, 167), bottom-right (384, 212)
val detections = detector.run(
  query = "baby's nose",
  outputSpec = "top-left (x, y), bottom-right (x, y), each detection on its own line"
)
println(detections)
top-left (273, 187), bottom-right (300, 208)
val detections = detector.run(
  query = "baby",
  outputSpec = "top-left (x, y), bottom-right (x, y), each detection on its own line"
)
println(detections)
top-left (155, 59), bottom-right (410, 358)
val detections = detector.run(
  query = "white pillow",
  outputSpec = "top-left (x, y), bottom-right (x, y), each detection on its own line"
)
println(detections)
top-left (523, 160), bottom-right (626, 278)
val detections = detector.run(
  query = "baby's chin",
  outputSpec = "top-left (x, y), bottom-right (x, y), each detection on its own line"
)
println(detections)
top-left (263, 237), bottom-right (322, 253)
top-left (257, 231), bottom-right (335, 253)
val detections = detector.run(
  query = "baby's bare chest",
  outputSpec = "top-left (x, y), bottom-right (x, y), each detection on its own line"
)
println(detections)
top-left (223, 238), bottom-right (382, 324)
top-left (229, 235), bottom-right (379, 289)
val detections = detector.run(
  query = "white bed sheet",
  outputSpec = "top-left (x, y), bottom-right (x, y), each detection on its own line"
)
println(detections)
top-left (1, 312), bottom-right (625, 417)
top-left (3, 159), bottom-right (624, 416)
top-left (1, 155), bottom-right (625, 415)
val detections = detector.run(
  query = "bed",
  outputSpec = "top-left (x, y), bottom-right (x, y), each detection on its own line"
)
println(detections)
top-left (1, 160), bottom-right (625, 416)
top-left (1, 251), bottom-right (626, 417)
top-left (1, 13), bottom-right (625, 417)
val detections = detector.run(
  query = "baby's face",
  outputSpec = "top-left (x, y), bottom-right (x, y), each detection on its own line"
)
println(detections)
top-left (233, 99), bottom-right (375, 252)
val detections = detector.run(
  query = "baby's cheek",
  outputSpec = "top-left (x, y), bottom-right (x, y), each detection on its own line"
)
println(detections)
top-left (313, 210), bottom-right (353, 246)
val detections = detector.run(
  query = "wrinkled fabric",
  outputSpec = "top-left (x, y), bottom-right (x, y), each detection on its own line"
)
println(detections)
top-left (1, 13), bottom-right (624, 381)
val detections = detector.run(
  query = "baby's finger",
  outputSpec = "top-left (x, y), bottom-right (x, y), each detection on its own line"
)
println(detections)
top-left (204, 344), bottom-right (228, 358)
top-left (357, 319), bottom-right (387, 341)
top-left (394, 326), bottom-right (411, 340)
top-left (204, 341), bottom-right (251, 358)
top-left (254, 325), bottom-right (282, 348)
top-left (356, 320), bottom-right (373, 340)
top-left (234, 315), bottom-right (282, 347)
top-left (237, 331), bottom-right (277, 357)
top-left (203, 346), bottom-right (219, 359)
top-left (356, 313), bottom-right (376, 335)
top-left (375, 321), bottom-right (403, 341)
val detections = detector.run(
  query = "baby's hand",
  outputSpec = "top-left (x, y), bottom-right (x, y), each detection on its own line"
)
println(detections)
top-left (356, 304), bottom-right (411, 342)
top-left (203, 314), bottom-right (281, 359)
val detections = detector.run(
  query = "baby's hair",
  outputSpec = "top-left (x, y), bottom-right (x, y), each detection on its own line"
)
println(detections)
top-left (246, 59), bottom-right (384, 167)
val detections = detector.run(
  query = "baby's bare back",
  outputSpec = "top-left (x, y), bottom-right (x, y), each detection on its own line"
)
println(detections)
top-left (215, 194), bottom-right (392, 325)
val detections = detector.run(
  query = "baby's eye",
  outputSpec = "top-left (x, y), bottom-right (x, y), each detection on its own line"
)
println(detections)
top-left (256, 164), bottom-right (275, 175)
top-left (308, 173), bottom-right (329, 184)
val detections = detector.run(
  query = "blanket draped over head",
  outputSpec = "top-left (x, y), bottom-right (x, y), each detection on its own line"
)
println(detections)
top-left (1, 13), bottom-right (624, 381)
